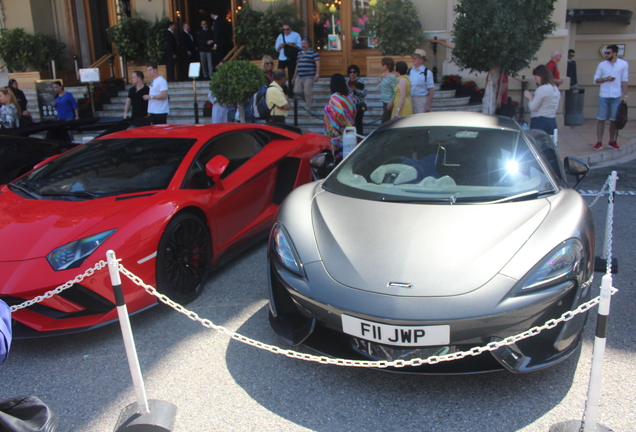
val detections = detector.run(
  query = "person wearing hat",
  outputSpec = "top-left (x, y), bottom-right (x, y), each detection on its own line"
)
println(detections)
top-left (408, 49), bottom-right (435, 114)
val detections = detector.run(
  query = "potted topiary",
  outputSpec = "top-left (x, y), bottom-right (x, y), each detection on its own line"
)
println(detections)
top-left (365, 0), bottom-right (425, 75)
top-left (209, 60), bottom-right (267, 122)
top-left (0, 28), bottom-right (65, 88)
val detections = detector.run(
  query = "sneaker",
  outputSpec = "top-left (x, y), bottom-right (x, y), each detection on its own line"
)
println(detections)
top-left (609, 141), bottom-right (621, 150)
top-left (592, 142), bottom-right (603, 151)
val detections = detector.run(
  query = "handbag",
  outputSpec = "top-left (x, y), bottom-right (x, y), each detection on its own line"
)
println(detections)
top-left (616, 101), bottom-right (628, 130)
top-left (282, 34), bottom-right (299, 60)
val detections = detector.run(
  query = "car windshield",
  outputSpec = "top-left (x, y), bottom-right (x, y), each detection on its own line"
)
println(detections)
top-left (10, 137), bottom-right (196, 200)
top-left (322, 126), bottom-right (557, 204)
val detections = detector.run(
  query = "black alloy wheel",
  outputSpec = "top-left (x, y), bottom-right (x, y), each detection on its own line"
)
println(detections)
top-left (156, 213), bottom-right (212, 304)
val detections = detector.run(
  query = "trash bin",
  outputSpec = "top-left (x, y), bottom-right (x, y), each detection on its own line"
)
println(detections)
top-left (564, 87), bottom-right (585, 126)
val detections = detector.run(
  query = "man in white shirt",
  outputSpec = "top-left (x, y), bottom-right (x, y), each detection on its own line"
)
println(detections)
top-left (409, 49), bottom-right (435, 114)
top-left (593, 44), bottom-right (629, 150)
top-left (275, 22), bottom-right (301, 94)
top-left (142, 63), bottom-right (170, 124)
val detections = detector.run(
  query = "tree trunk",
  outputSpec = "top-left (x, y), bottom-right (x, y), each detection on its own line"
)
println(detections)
top-left (481, 66), bottom-right (502, 115)
top-left (237, 102), bottom-right (246, 123)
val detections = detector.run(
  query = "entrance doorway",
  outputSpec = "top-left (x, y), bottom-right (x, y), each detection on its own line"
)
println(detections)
top-left (310, 0), bottom-right (378, 76)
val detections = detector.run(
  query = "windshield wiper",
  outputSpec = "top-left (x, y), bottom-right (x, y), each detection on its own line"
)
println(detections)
top-left (8, 182), bottom-right (41, 199)
top-left (488, 190), bottom-right (544, 204)
top-left (40, 190), bottom-right (102, 199)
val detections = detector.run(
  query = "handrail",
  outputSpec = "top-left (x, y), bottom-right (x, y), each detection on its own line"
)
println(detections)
top-left (91, 53), bottom-right (115, 69)
top-left (224, 45), bottom-right (246, 62)
top-left (430, 38), bottom-right (454, 50)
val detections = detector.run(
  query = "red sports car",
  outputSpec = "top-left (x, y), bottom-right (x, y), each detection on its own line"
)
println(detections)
top-left (0, 123), bottom-right (332, 337)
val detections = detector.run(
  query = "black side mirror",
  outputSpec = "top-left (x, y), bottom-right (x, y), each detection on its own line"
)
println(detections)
top-left (310, 151), bottom-right (335, 180)
top-left (563, 157), bottom-right (589, 190)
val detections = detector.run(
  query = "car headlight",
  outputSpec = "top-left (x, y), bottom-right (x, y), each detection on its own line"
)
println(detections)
top-left (270, 223), bottom-right (305, 277)
top-left (513, 239), bottom-right (585, 294)
top-left (47, 229), bottom-right (117, 271)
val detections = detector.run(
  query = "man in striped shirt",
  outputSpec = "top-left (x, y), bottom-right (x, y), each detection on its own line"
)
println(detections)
top-left (292, 37), bottom-right (321, 111)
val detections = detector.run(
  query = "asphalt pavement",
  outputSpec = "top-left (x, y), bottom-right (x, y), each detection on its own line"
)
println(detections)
top-left (1, 151), bottom-right (635, 432)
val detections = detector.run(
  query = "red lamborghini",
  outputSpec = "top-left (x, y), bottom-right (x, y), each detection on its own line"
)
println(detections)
top-left (0, 123), bottom-right (332, 337)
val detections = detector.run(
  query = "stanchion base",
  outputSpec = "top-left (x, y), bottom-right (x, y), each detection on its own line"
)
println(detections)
top-left (594, 256), bottom-right (618, 273)
top-left (549, 419), bottom-right (612, 432)
top-left (114, 399), bottom-right (177, 432)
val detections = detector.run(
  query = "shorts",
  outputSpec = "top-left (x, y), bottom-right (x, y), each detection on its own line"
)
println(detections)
top-left (597, 97), bottom-right (621, 121)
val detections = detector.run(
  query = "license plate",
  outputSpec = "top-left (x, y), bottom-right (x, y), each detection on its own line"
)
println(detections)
top-left (341, 314), bottom-right (450, 347)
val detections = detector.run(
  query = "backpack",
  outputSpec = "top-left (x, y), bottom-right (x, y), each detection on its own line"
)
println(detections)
top-left (407, 66), bottom-right (428, 84)
top-left (251, 84), bottom-right (274, 120)
top-left (616, 100), bottom-right (628, 130)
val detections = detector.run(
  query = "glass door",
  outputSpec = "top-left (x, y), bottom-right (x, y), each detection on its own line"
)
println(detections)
top-left (310, 0), bottom-right (377, 76)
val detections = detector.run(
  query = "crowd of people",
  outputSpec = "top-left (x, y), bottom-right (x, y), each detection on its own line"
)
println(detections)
top-left (2, 13), bottom-right (628, 154)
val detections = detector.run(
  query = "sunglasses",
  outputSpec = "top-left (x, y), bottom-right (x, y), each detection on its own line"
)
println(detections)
top-left (605, 51), bottom-right (613, 55)
top-left (265, 62), bottom-right (274, 65)
top-left (348, 70), bottom-right (357, 74)
top-left (283, 28), bottom-right (290, 31)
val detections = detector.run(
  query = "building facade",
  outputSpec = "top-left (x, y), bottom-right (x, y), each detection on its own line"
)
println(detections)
top-left (0, 0), bottom-right (633, 118)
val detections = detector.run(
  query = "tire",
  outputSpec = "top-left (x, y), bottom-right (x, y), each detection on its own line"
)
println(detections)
top-left (156, 213), bottom-right (212, 304)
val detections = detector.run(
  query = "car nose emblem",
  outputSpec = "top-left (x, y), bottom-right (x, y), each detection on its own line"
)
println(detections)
top-left (388, 282), bottom-right (413, 288)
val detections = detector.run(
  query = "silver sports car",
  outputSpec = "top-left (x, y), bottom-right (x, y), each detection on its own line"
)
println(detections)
top-left (268, 113), bottom-right (594, 374)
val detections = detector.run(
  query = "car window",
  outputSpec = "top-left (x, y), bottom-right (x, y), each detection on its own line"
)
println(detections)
top-left (11, 137), bottom-right (196, 199)
top-left (322, 126), bottom-right (556, 204)
top-left (183, 131), bottom-right (263, 189)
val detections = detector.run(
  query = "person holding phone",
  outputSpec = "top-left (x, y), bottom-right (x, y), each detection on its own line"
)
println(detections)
top-left (593, 44), bottom-right (629, 151)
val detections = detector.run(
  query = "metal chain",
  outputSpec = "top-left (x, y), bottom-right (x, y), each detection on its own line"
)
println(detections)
top-left (586, 175), bottom-right (613, 208)
top-left (9, 260), bottom-right (108, 312)
top-left (119, 264), bottom-right (612, 369)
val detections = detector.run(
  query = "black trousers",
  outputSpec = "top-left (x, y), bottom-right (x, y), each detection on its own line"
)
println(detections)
top-left (149, 113), bottom-right (168, 125)
top-left (278, 59), bottom-right (297, 94)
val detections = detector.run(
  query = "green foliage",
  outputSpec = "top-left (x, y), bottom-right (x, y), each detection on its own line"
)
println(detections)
top-left (235, 0), bottom-right (305, 60)
top-left (367, 0), bottom-right (424, 56)
top-left (0, 28), bottom-right (31, 72)
top-left (209, 60), bottom-right (267, 106)
top-left (146, 18), bottom-right (170, 65)
top-left (106, 17), bottom-right (150, 64)
top-left (30, 32), bottom-right (65, 71)
top-left (452, 0), bottom-right (557, 74)
top-left (0, 28), bottom-right (65, 72)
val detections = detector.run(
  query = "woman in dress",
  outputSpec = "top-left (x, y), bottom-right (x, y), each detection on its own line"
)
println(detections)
top-left (524, 64), bottom-right (560, 135)
top-left (345, 64), bottom-right (367, 135)
top-left (324, 73), bottom-right (356, 156)
top-left (391, 61), bottom-right (414, 118)
top-left (0, 88), bottom-right (22, 129)
top-left (378, 57), bottom-right (398, 123)
top-left (261, 55), bottom-right (275, 83)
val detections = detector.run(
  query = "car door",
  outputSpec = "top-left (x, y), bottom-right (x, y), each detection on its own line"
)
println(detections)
top-left (182, 130), bottom-right (278, 253)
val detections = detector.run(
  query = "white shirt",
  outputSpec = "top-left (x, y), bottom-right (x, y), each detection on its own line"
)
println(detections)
top-left (594, 58), bottom-right (629, 98)
top-left (409, 65), bottom-right (434, 97)
top-left (274, 31), bottom-right (301, 61)
top-left (528, 84), bottom-right (560, 118)
top-left (148, 76), bottom-right (169, 114)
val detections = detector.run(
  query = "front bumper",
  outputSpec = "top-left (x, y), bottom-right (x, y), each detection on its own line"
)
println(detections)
top-left (268, 259), bottom-right (591, 374)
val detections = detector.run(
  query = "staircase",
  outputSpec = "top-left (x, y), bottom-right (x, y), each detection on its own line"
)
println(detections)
top-left (20, 78), bottom-right (482, 137)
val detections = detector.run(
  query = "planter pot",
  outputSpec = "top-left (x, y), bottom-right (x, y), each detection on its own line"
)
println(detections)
top-left (7, 71), bottom-right (50, 89)
top-left (365, 55), bottom-right (412, 77)
top-left (126, 64), bottom-right (167, 84)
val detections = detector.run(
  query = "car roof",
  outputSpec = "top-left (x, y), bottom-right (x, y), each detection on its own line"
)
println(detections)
top-left (98, 123), bottom-right (303, 141)
top-left (379, 112), bottom-right (521, 131)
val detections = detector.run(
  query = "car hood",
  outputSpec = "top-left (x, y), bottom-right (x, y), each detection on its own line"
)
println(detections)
top-left (0, 191), bottom-right (139, 261)
top-left (311, 191), bottom-right (551, 297)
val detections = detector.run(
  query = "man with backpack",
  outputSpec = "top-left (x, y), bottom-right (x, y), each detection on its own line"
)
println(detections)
top-left (409, 49), bottom-right (435, 114)
top-left (266, 69), bottom-right (291, 124)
